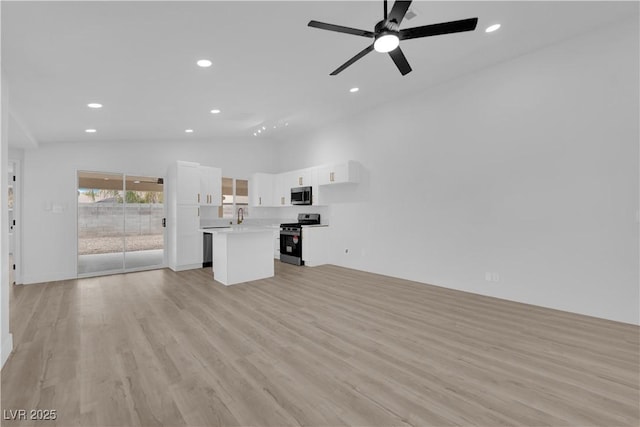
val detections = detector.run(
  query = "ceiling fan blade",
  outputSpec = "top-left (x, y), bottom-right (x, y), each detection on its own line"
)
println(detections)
top-left (308, 20), bottom-right (374, 38)
top-left (330, 44), bottom-right (375, 75)
top-left (388, 46), bottom-right (412, 75)
top-left (399, 17), bottom-right (478, 40)
top-left (387, 1), bottom-right (412, 25)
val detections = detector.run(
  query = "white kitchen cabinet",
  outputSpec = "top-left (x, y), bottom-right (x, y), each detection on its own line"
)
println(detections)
top-left (291, 169), bottom-right (311, 187)
top-left (309, 168), bottom-right (324, 206)
top-left (168, 161), bottom-right (203, 271)
top-left (274, 173), bottom-right (291, 206)
top-left (274, 230), bottom-right (280, 259)
top-left (176, 161), bottom-right (200, 205)
top-left (249, 173), bottom-right (275, 207)
top-left (175, 205), bottom-right (202, 269)
top-left (318, 161), bottom-right (360, 185)
top-left (301, 226), bottom-right (329, 267)
top-left (199, 165), bottom-right (222, 206)
top-left (273, 169), bottom-right (318, 206)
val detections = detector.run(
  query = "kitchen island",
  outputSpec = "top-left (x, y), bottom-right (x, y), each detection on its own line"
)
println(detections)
top-left (200, 227), bottom-right (275, 286)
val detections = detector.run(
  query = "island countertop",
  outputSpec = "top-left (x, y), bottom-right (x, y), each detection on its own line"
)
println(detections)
top-left (199, 226), bottom-right (276, 234)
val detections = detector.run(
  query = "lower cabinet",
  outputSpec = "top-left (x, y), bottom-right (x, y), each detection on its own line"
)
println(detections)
top-left (301, 226), bottom-right (329, 267)
top-left (274, 230), bottom-right (280, 260)
top-left (174, 205), bottom-right (202, 270)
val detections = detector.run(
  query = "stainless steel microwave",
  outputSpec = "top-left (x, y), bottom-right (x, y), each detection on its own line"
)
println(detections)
top-left (291, 186), bottom-right (312, 205)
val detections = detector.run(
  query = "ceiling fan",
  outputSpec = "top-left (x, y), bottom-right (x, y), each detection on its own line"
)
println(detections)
top-left (308, 0), bottom-right (478, 76)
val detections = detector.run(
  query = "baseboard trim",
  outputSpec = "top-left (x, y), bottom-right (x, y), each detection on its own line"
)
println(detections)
top-left (171, 263), bottom-right (202, 272)
top-left (22, 272), bottom-right (76, 285)
top-left (1, 333), bottom-right (13, 368)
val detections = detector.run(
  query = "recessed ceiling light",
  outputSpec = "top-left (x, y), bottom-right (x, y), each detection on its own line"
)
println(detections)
top-left (210, 109), bottom-right (221, 114)
top-left (185, 129), bottom-right (194, 133)
top-left (197, 59), bottom-right (212, 67)
top-left (104, 178), bottom-right (109, 180)
top-left (257, 129), bottom-right (261, 133)
top-left (253, 132), bottom-right (257, 136)
top-left (133, 180), bottom-right (141, 184)
top-left (85, 129), bottom-right (97, 133)
top-left (262, 126), bottom-right (266, 130)
top-left (87, 103), bottom-right (102, 109)
top-left (350, 87), bottom-right (359, 93)
top-left (485, 24), bottom-right (501, 33)
top-left (285, 122), bottom-right (289, 126)
top-left (273, 126), bottom-right (276, 129)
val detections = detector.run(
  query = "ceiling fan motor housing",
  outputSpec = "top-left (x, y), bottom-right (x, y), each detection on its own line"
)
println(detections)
top-left (375, 19), bottom-right (399, 34)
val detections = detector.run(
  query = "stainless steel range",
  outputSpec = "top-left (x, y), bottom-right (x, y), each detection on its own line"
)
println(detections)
top-left (280, 213), bottom-right (321, 266)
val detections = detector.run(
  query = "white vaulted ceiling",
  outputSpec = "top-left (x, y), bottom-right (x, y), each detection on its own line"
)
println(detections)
top-left (1, 1), bottom-right (635, 145)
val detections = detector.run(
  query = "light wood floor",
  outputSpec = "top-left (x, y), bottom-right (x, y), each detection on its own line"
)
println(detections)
top-left (1, 263), bottom-right (638, 426)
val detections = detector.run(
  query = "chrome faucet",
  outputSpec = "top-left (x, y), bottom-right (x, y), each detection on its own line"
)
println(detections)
top-left (237, 207), bottom-right (244, 225)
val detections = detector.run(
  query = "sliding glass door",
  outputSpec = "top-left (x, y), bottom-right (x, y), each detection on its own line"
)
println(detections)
top-left (77, 171), bottom-right (164, 277)
top-left (124, 175), bottom-right (164, 270)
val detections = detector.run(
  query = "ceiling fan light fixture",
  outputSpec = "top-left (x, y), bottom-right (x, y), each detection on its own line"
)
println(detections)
top-left (374, 32), bottom-right (400, 53)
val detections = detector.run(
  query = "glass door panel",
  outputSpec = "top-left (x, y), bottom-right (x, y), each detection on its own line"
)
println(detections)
top-left (220, 177), bottom-right (234, 218)
top-left (124, 175), bottom-right (164, 270)
top-left (77, 171), bottom-right (125, 275)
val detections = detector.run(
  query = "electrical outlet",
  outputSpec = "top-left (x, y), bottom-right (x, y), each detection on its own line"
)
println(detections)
top-left (485, 272), bottom-right (501, 282)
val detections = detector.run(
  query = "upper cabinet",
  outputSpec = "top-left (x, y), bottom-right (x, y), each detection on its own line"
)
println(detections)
top-left (199, 165), bottom-right (222, 206)
top-left (292, 170), bottom-right (312, 188)
top-left (249, 161), bottom-right (361, 208)
top-left (274, 173), bottom-right (291, 207)
top-left (318, 161), bottom-right (360, 186)
top-left (249, 173), bottom-right (275, 207)
top-left (176, 161), bottom-right (201, 205)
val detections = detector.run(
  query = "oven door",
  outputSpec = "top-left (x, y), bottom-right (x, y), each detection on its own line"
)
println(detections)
top-left (280, 229), bottom-right (303, 265)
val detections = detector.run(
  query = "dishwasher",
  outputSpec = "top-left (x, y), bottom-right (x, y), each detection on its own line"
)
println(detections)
top-left (203, 233), bottom-right (213, 268)
top-left (201, 226), bottom-right (230, 268)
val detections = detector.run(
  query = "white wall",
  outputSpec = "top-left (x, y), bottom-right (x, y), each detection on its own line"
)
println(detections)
top-left (20, 138), bottom-right (279, 284)
top-left (277, 19), bottom-right (640, 325)
top-left (1, 64), bottom-right (14, 366)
